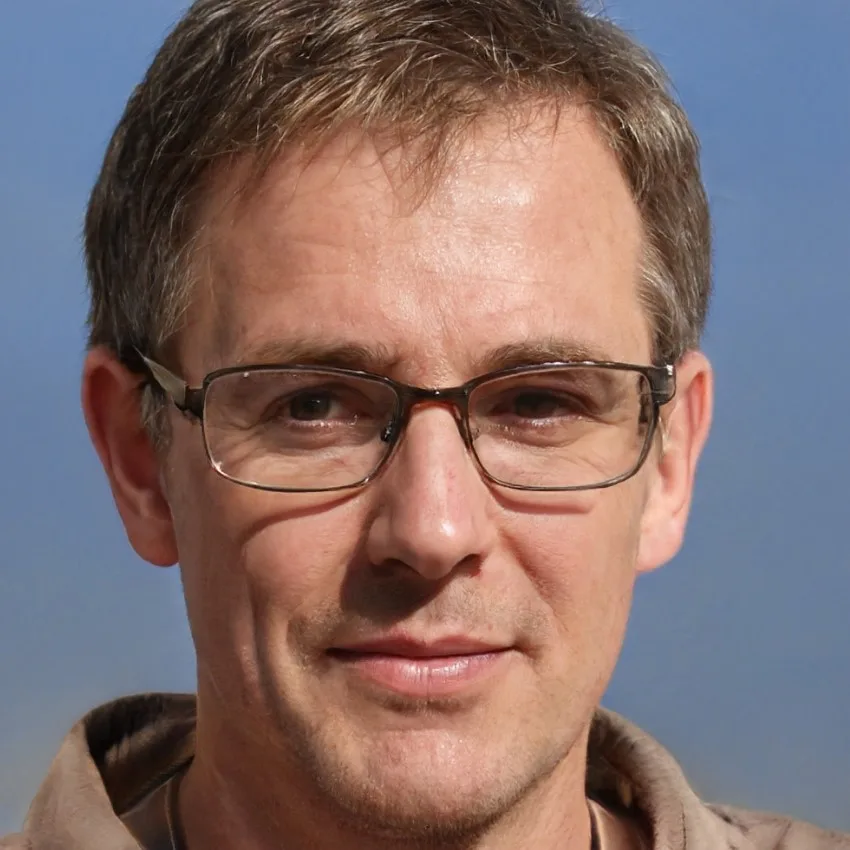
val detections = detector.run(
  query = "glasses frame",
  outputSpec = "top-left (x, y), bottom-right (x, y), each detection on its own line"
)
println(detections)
top-left (136, 351), bottom-right (676, 493)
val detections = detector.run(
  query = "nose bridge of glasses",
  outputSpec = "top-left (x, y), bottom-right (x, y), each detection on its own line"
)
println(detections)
top-left (385, 385), bottom-right (471, 445)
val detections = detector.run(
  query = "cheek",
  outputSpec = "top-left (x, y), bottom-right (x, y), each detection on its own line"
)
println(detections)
top-left (170, 468), bottom-right (373, 712)
top-left (502, 488), bottom-right (644, 662)
top-left (172, 467), bottom-right (368, 637)
top-left (240, 507), bottom-right (361, 612)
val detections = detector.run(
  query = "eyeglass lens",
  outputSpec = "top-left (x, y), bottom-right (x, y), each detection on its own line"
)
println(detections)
top-left (200, 366), bottom-right (654, 491)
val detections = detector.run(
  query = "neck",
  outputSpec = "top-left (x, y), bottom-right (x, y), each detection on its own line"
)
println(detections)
top-left (179, 711), bottom-right (595, 850)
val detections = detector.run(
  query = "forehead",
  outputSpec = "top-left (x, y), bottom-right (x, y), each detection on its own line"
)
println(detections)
top-left (185, 106), bottom-right (648, 380)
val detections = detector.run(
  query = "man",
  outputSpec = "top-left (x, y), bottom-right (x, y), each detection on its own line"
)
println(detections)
top-left (3, 0), bottom-right (847, 848)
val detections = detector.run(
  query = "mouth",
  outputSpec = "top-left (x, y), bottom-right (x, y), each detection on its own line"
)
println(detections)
top-left (327, 636), bottom-right (514, 698)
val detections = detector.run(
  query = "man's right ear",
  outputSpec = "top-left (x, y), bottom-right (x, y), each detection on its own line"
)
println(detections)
top-left (81, 346), bottom-right (178, 567)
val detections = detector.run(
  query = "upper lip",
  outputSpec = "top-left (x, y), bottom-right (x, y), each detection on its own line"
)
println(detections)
top-left (331, 636), bottom-right (510, 658)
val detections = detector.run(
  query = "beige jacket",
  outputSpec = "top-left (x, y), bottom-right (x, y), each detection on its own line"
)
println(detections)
top-left (2, 694), bottom-right (847, 849)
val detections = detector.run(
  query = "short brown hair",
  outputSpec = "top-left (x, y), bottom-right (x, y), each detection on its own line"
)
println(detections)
top-left (85, 0), bottom-right (710, 383)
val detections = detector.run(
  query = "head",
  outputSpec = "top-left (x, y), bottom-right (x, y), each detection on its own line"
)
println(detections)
top-left (82, 0), bottom-right (712, 845)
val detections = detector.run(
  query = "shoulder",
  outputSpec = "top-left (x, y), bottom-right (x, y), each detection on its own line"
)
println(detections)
top-left (711, 804), bottom-right (850, 850)
top-left (0, 834), bottom-right (29, 849)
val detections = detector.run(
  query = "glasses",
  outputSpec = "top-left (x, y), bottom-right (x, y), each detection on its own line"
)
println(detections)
top-left (137, 354), bottom-right (675, 493)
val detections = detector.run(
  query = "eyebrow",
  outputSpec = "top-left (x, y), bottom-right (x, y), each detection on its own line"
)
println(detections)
top-left (471, 339), bottom-right (615, 373)
top-left (225, 336), bottom-right (613, 377)
top-left (228, 338), bottom-right (401, 372)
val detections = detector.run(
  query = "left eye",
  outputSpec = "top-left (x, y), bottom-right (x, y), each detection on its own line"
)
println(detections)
top-left (497, 391), bottom-right (587, 420)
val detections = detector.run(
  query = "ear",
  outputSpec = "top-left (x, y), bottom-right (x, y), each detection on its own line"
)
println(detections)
top-left (636, 350), bottom-right (713, 573)
top-left (81, 346), bottom-right (178, 567)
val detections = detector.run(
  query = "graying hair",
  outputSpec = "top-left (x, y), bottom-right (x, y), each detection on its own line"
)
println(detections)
top-left (84, 0), bottom-right (710, 438)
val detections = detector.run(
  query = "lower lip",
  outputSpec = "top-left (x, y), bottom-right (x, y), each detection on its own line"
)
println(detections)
top-left (329, 650), bottom-right (511, 698)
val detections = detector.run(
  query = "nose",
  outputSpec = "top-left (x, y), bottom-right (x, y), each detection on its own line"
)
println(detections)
top-left (364, 405), bottom-right (496, 581)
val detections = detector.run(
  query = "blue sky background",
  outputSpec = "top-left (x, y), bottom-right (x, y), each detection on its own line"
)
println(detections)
top-left (1, 0), bottom-right (848, 835)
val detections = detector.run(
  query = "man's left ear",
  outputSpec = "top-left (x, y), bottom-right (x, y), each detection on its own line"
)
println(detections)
top-left (636, 349), bottom-right (713, 573)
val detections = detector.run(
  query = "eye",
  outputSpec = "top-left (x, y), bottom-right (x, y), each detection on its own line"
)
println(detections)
top-left (287, 390), bottom-right (338, 421)
top-left (260, 382), bottom-right (389, 428)
top-left (489, 389), bottom-right (589, 421)
top-left (509, 390), bottom-right (584, 419)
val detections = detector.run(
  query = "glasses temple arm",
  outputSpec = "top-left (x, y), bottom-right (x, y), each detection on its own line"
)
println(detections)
top-left (136, 350), bottom-right (190, 410)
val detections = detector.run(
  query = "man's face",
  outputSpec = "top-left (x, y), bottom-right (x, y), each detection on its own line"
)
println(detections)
top-left (150, 109), bottom-right (676, 833)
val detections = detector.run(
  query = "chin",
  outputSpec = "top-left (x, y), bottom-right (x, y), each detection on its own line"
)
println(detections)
top-left (299, 723), bottom-right (562, 843)
top-left (319, 763), bottom-right (521, 843)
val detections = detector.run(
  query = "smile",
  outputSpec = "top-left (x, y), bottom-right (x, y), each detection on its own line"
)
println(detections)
top-left (327, 638), bottom-right (514, 698)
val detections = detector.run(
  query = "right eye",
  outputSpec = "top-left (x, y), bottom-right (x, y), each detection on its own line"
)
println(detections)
top-left (280, 390), bottom-right (345, 422)
top-left (263, 386), bottom-right (364, 425)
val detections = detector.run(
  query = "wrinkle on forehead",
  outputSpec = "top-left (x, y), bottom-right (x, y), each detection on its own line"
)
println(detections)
top-left (183, 104), bottom-right (647, 378)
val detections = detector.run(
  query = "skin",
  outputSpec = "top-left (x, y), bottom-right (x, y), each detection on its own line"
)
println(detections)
top-left (83, 105), bottom-right (713, 850)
